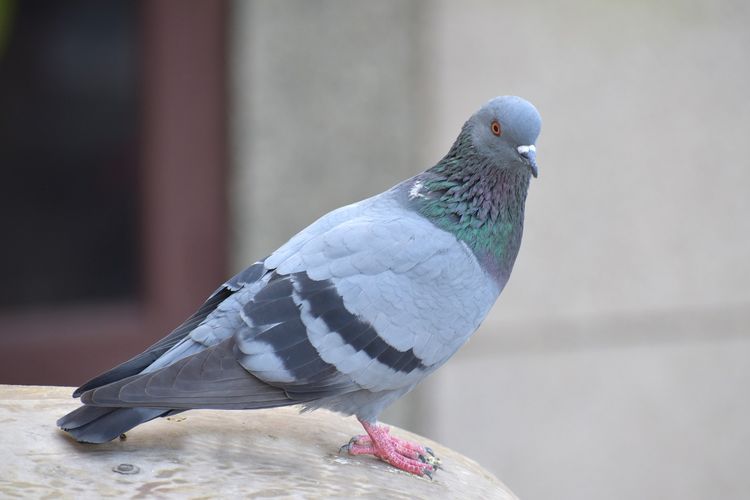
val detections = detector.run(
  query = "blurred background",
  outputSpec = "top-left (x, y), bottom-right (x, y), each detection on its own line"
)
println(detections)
top-left (1, 1), bottom-right (748, 498)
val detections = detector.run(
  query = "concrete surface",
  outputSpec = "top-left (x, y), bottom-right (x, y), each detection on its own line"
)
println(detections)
top-left (0, 385), bottom-right (515, 499)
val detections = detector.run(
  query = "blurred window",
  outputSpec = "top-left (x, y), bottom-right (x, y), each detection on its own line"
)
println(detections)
top-left (0, 0), bottom-right (227, 386)
top-left (0, 0), bottom-right (140, 309)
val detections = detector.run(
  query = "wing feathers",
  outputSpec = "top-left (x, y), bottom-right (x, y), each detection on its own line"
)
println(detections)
top-left (81, 340), bottom-right (300, 410)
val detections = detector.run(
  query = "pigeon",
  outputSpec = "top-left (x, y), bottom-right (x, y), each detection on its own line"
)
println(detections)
top-left (57, 95), bottom-right (542, 478)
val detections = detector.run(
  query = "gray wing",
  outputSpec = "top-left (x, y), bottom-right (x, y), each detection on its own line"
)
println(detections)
top-left (73, 197), bottom-right (384, 407)
top-left (80, 338), bottom-right (303, 409)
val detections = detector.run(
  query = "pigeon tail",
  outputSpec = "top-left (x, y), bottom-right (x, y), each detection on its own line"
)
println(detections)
top-left (57, 338), bottom-right (306, 445)
top-left (56, 405), bottom-right (169, 443)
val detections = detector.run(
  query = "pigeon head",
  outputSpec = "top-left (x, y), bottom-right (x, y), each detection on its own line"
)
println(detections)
top-left (414, 95), bottom-right (542, 271)
top-left (467, 96), bottom-right (542, 177)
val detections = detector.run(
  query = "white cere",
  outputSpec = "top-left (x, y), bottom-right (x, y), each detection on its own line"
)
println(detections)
top-left (517, 144), bottom-right (536, 154)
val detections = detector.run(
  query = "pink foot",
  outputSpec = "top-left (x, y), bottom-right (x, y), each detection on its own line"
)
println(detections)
top-left (340, 419), bottom-right (440, 478)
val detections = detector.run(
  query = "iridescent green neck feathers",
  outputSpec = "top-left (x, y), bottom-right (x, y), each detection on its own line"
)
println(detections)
top-left (409, 128), bottom-right (531, 271)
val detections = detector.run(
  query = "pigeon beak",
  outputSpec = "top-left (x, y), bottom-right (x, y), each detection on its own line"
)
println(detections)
top-left (517, 145), bottom-right (538, 178)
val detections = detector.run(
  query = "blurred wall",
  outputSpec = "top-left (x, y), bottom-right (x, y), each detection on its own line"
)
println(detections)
top-left (230, 1), bottom-right (428, 263)
top-left (230, 1), bottom-right (750, 499)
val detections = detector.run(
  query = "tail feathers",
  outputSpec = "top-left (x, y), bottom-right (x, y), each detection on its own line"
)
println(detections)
top-left (57, 405), bottom-right (167, 444)
top-left (57, 405), bottom-right (113, 430)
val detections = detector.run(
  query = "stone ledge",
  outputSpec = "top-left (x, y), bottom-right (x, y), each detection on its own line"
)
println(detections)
top-left (0, 385), bottom-right (516, 499)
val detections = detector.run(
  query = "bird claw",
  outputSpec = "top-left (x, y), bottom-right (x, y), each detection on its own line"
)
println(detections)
top-left (341, 420), bottom-right (442, 478)
top-left (340, 436), bottom-right (357, 451)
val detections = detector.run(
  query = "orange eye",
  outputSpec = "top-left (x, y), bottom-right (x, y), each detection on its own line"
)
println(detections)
top-left (491, 120), bottom-right (502, 136)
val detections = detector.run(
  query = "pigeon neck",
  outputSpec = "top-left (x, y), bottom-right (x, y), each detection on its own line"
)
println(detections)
top-left (413, 134), bottom-right (530, 279)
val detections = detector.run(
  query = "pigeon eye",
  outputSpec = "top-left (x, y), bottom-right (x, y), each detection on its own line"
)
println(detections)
top-left (490, 120), bottom-right (502, 136)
